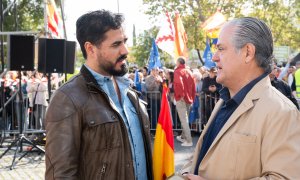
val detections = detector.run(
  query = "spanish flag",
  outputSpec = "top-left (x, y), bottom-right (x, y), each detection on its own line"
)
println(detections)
top-left (153, 85), bottom-right (175, 180)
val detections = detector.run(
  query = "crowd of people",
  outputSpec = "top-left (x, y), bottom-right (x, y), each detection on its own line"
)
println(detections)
top-left (0, 71), bottom-right (64, 132)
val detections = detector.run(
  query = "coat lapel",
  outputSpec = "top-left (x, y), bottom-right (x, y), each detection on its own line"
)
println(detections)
top-left (200, 76), bottom-right (271, 165)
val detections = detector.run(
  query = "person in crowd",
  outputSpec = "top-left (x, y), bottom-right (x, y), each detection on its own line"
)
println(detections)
top-left (165, 69), bottom-right (180, 129)
top-left (198, 66), bottom-right (208, 79)
top-left (158, 68), bottom-right (166, 82)
top-left (145, 67), bottom-right (163, 129)
top-left (270, 64), bottom-right (299, 109)
top-left (201, 67), bottom-right (222, 125)
top-left (283, 65), bottom-right (296, 86)
top-left (189, 70), bottom-right (203, 130)
top-left (142, 66), bottom-right (149, 78)
top-left (174, 56), bottom-right (196, 147)
top-left (184, 17), bottom-right (300, 179)
top-left (26, 71), bottom-right (48, 130)
top-left (45, 10), bottom-right (153, 180)
top-left (292, 61), bottom-right (300, 98)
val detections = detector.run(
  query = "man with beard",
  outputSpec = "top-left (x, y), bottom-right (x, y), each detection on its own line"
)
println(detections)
top-left (45, 10), bottom-right (153, 180)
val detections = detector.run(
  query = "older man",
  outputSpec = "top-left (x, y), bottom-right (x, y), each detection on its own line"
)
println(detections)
top-left (186, 17), bottom-right (300, 179)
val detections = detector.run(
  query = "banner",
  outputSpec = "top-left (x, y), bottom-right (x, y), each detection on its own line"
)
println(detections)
top-left (203, 39), bottom-right (216, 69)
top-left (156, 11), bottom-right (175, 59)
top-left (148, 38), bottom-right (162, 72)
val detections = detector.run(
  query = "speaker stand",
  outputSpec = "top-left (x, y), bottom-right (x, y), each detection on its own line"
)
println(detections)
top-left (47, 73), bottom-right (52, 99)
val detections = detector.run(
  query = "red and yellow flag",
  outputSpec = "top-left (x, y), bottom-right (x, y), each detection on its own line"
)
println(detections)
top-left (174, 12), bottom-right (188, 60)
top-left (153, 85), bottom-right (174, 180)
top-left (47, 0), bottom-right (64, 38)
top-left (201, 9), bottom-right (226, 39)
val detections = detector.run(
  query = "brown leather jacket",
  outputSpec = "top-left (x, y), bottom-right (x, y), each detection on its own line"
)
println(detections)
top-left (45, 66), bottom-right (153, 180)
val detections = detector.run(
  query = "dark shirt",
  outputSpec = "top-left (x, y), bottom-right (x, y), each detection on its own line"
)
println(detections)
top-left (194, 73), bottom-right (268, 175)
top-left (271, 77), bottom-right (299, 109)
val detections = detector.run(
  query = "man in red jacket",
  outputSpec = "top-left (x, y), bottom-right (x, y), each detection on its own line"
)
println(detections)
top-left (174, 56), bottom-right (196, 146)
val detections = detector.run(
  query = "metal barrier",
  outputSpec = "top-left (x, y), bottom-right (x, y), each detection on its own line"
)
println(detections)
top-left (0, 80), bottom-right (46, 146)
top-left (146, 91), bottom-right (218, 133)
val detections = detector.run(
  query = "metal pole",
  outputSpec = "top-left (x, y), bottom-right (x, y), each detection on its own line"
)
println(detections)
top-left (44, 0), bottom-right (48, 37)
top-left (117, 0), bottom-right (119, 13)
top-left (59, 0), bottom-right (67, 39)
top-left (0, 0), bottom-right (4, 72)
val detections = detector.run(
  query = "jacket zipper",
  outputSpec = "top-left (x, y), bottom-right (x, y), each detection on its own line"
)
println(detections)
top-left (99, 163), bottom-right (107, 180)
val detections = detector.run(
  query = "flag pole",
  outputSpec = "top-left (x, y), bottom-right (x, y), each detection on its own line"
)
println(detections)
top-left (117, 0), bottom-right (119, 13)
top-left (44, 0), bottom-right (53, 99)
top-left (196, 49), bottom-right (204, 65)
top-left (44, 0), bottom-right (48, 37)
top-left (59, 0), bottom-right (67, 39)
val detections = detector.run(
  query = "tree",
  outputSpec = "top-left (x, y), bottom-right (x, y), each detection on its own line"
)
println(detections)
top-left (142, 0), bottom-right (300, 52)
top-left (3, 0), bottom-right (44, 32)
top-left (1, 0), bottom-right (44, 69)
top-left (248, 0), bottom-right (299, 51)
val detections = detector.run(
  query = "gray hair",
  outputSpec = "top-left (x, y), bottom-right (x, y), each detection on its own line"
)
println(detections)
top-left (228, 17), bottom-right (273, 73)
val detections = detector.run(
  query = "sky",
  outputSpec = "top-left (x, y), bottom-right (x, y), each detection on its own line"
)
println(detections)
top-left (63, 0), bottom-right (151, 46)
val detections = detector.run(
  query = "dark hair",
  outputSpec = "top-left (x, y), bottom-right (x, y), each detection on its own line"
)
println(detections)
top-left (229, 17), bottom-right (273, 73)
top-left (168, 70), bottom-right (174, 83)
top-left (177, 56), bottom-right (186, 65)
top-left (143, 66), bottom-right (148, 72)
top-left (76, 10), bottom-right (124, 59)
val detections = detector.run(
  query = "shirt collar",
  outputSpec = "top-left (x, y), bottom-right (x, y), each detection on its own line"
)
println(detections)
top-left (84, 64), bottom-right (131, 88)
top-left (220, 72), bottom-right (269, 105)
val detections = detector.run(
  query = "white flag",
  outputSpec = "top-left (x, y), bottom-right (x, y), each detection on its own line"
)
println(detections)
top-left (155, 11), bottom-right (175, 58)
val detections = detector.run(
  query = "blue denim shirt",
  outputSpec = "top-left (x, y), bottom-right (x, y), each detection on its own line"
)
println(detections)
top-left (85, 65), bottom-right (147, 180)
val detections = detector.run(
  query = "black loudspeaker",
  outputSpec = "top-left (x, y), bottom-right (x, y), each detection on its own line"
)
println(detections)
top-left (38, 38), bottom-right (66, 73)
top-left (65, 41), bottom-right (76, 74)
top-left (7, 35), bottom-right (35, 71)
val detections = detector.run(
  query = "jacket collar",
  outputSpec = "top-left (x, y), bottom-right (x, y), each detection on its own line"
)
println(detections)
top-left (80, 65), bottom-right (100, 89)
top-left (175, 64), bottom-right (186, 70)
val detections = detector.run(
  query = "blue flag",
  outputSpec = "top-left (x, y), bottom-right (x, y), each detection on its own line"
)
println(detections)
top-left (203, 39), bottom-right (216, 69)
top-left (134, 69), bottom-right (142, 92)
top-left (148, 38), bottom-right (162, 72)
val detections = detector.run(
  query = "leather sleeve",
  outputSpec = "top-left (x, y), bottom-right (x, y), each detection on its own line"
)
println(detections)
top-left (45, 89), bottom-right (82, 180)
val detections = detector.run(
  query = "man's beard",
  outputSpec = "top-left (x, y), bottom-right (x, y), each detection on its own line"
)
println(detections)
top-left (104, 54), bottom-right (128, 76)
top-left (109, 63), bottom-right (128, 76)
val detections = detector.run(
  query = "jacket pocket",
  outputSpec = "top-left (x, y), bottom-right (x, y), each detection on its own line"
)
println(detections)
top-left (231, 133), bottom-right (259, 179)
top-left (85, 109), bottom-right (122, 151)
top-left (232, 133), bottom-right (256, 143)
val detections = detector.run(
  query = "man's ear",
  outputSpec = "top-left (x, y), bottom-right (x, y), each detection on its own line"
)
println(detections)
top-left (84, 42), bottom-right (95, 58)
top-left (244, 43), bottom-right (256, 64)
